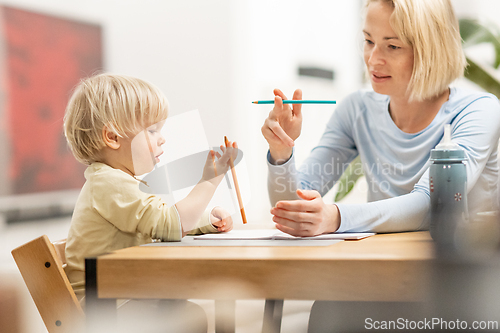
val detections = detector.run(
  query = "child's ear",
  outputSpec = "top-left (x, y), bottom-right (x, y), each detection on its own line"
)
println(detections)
top-left (102, 126), bottom-right (120, 149)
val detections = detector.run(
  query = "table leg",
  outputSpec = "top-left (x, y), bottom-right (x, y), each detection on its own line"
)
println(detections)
top-left (85, 258), bottom-right (117, 333)
top-left (215, 300), bottom-right (235, 333)
top-left (262, 299), bottom-right (283, 333)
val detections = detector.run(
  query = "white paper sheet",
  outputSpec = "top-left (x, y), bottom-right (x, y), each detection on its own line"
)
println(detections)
top-left (193, 229), bottom-right (375, 240)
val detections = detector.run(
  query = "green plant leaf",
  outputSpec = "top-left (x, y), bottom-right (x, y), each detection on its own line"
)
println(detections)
top-left (458, 19), bottom-right (500, 99)
top-left (459, 18), bottom-right (500, 68)
top-left (464, 56), bottom-right (500, 99)
top-left (334, 155), bottom-right (364, 202)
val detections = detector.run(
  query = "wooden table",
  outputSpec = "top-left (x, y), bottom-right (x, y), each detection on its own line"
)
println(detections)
top-left (85, 231), bottom-right (434, 332)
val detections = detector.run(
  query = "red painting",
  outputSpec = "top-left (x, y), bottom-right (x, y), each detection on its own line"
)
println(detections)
top-left (2, 6), bottom-right (103, 194)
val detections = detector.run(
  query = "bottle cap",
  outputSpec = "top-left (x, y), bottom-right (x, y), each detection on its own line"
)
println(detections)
top-left (435, 124), bottom-right (459, 150)
top-left (430, 124), bottom-right (465, 162)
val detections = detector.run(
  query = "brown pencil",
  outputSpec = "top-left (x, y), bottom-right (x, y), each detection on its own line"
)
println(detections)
top-left (224, 136), bottom-right (247, 224)
top-left (211, 150), bottom-right (217, 176)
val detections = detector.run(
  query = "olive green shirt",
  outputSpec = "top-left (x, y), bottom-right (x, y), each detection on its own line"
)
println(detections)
top-left (65, 162), bottom-right (217, 300)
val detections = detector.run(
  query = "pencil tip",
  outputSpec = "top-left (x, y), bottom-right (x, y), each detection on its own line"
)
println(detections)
top-left (252, 101), bottom-right (257, 104)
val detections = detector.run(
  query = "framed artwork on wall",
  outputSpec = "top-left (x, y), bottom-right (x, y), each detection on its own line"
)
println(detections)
top-left (0, 5), bottom-right (103, 196)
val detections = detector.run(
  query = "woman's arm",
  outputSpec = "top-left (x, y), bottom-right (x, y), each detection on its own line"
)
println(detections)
top-left (271, 93), bottom-right (500, 235)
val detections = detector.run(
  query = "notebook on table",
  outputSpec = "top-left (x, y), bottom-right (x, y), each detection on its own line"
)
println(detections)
top-left (193, 229), bottom-right (375, 241)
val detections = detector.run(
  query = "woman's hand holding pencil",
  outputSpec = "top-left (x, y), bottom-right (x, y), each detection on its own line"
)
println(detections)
top-left (261, 88), bottom-right (303, 164)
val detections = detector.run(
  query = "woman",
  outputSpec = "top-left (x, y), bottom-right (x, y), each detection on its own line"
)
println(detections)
top-left (262, 0), bottom-right (500, 237)
top-left (263, 0), bottom-right (500, 330)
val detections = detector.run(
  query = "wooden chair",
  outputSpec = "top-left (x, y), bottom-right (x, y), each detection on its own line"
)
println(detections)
top-left (11, 235), bottom-right (84, 333)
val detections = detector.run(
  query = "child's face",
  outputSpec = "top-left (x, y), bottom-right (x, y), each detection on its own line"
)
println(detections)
top-left (129, 121), bottom-right (166, 176)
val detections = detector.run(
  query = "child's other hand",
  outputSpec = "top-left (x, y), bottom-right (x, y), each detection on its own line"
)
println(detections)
top-left (202, 141), bottom-right (238, 185)
top-left (210, 207), bottom-right (233, 233)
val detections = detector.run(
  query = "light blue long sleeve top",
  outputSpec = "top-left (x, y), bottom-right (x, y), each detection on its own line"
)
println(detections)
top-left (267, 87), bottom-right (500, 233)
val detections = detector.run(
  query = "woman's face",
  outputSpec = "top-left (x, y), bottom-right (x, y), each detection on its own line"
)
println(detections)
top-left (363, 1), bottom-right (414, 99)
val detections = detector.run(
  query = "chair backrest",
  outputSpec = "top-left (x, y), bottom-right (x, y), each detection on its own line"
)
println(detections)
top-left (11, 235), bottom-right (84, 333)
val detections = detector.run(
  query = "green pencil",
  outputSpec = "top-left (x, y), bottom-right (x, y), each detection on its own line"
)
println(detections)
top-left (252, 100), bottom-right (336, 104)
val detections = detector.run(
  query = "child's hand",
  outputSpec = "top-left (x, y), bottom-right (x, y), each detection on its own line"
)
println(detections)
top-left (202, 141), bottom-right (238, 185)
top-left (210, 207), bottom-right (233, 232)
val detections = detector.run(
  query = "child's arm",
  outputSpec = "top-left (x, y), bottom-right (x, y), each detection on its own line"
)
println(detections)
top-left (175, 142), bottom-right (237, 236)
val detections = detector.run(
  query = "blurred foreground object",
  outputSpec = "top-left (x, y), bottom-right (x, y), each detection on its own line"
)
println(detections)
top-left (0, 276), bottom-right (21, 333)
top-left (429, 124), bottom-right (468, 254)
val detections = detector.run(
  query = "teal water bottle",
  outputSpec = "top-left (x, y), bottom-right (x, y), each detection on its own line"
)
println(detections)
top-left (429, 124), bottom-right (468, 250)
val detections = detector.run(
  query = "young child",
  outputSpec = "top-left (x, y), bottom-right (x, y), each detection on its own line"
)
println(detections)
top-left (63, 73), bottom-right (236, 332)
